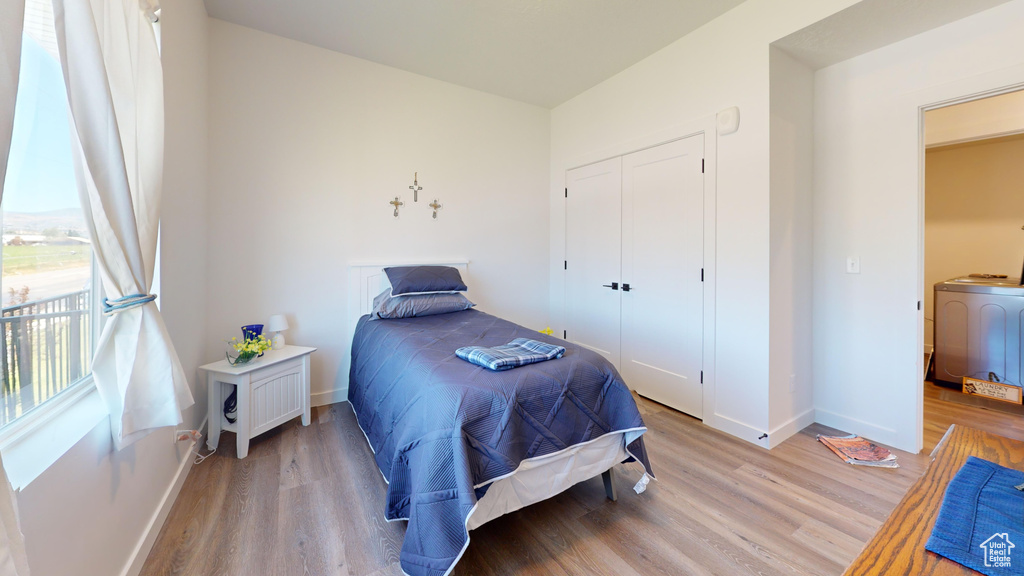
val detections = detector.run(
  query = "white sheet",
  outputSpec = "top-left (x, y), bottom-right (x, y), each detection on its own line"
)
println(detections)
top-left (467, 431), bottom-right (628, 530)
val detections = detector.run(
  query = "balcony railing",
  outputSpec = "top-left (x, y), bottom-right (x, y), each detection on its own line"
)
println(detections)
top-left (1, 289), bottom-right (91, 427)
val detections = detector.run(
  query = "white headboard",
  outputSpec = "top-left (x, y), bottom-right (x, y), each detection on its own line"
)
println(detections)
top-left (347, 260), bottom-right (470, 327)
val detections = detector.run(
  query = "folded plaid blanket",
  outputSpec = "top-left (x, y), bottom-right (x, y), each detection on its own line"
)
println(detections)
top-left (456, 338), bottom-right (566, 371)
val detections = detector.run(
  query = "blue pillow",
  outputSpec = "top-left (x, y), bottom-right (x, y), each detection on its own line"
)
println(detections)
top-left (370, 290), bottom-right (475, 320)
top-left (384, 266), bottom-right (467, 296)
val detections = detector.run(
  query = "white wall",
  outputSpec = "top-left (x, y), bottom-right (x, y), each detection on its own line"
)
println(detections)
top-left (206, 20), bottom-right (551, 404)
top-left (924, 135), bottom-right (1024, 346)
top-left (768, 47), bottom-right (816, 440)
top-left (550, 0), bottom-right (857, 446)
top-left (18, 418), bottom-right (192, 576)
top-left (16, 1), bottom-right (210, 574)
top-left (813, 0), bottom-right (1024, 452)
top-left (161, 0), bottom-right (210, 433)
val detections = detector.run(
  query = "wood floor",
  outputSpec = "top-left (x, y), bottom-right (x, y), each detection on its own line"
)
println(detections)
top-left (923, 380), bottom-right (1024, 449)
top-left (141, 384), bottom-right (1024, 576)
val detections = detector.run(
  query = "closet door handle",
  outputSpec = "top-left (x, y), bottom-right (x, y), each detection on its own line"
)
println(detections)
top-left (622, 283), bottom-right (631, 292)
top-left (602, 282), bottom-right (619, 290)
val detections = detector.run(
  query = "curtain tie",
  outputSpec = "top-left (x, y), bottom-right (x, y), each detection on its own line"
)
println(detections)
top-left (103, 293), bottom-right (157, 316)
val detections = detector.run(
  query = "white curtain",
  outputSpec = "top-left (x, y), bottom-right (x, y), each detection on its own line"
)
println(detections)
top-left (51, 0), bottom-right (193, 449)
top-left (0, 2), bottom-right (32, 575)
top-left (1, 0), bottom-right (25, 193)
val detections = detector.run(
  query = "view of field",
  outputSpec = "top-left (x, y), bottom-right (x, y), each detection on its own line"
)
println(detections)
top-left (3, 244), bottom-right (91, 274)
top-left (2, 245), bottom-right (92, 307)
top-left (3, 208), bottom-right (93, 307)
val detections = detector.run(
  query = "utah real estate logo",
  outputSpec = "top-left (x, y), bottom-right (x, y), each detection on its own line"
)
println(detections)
top-left (980, 533), bottom-right (1014, 569)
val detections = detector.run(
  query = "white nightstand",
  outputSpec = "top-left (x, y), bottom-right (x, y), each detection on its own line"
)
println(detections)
top-left (202, 345), bottom-right (317, 458)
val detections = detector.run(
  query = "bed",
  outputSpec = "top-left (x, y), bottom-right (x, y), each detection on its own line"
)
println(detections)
top-left (347, 264), bottom-right (654, 576)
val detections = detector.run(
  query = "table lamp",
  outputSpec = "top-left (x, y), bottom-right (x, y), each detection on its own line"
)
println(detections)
top-left (267, 314), bottom-right (289, 350)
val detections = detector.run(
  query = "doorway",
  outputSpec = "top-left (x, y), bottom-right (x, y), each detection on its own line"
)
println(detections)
top-left (921, 88), bottom-right (1024, 449)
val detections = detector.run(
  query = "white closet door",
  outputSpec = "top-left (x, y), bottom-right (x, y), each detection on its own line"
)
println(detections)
top-left (622, 135), bottom-right (704, 418)
top-left (565, 157), bottom-right (622, 366)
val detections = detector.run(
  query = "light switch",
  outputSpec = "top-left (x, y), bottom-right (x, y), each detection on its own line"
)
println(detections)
top-left (846, 257), bottom-right (860, 274)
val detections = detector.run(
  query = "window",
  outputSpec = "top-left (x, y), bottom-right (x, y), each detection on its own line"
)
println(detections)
top-left (1, 3), bottom-right (98, 428)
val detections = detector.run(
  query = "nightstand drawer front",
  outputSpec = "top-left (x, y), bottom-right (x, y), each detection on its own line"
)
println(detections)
top-left (250, 360), bottom-right (305, 436)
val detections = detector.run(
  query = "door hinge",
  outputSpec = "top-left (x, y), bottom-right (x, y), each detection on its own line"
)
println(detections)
top-left (563, 330), bottom-right (567, 339)
top-left (917, 300), bottom-right (922, 311)
top-left (701, 158), bottom-right (705, 173)
top-left (700, 371), bottom-right (704, 384)
top-left (564, 260), bottom-right (567, 270)
top-left (701, 268), bottom-right (704, 282)
top-left (565, 188), bottom-right (568, 198)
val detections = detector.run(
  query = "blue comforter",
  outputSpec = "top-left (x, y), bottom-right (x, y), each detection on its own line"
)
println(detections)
top-left (348, 309), bottom-right (654, 576)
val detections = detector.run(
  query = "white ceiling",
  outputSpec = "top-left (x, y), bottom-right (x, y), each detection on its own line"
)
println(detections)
top-left (202, 0), bottom-right (746, 109)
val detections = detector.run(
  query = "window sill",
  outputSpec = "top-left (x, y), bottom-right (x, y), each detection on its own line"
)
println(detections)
top-left (0, 378), bottom-right (109, 490)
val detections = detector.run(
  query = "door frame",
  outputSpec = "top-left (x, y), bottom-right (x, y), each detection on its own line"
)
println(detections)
top-left (561, 114), bottom-right (718, 426)
top-left (915, 74), bottom-right (1024, 452)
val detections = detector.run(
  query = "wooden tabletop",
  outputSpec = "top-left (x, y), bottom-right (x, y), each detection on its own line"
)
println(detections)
top-left (844, 424), bottom-right (1024, 575)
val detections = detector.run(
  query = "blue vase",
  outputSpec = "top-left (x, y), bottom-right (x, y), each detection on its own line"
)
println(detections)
top-left (241, 324), bottom-right (265, 356)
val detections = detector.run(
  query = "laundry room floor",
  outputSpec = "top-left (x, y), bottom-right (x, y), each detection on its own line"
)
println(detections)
top-left (923, 379), bottom-right (1024, 451)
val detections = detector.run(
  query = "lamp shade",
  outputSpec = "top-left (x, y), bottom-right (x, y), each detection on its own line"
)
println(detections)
top-left (267, 314), bottom-right (289, 332)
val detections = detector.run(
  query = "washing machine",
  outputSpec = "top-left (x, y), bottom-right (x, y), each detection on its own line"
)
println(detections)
top-left (933, 276), bottom-right (1024, 387)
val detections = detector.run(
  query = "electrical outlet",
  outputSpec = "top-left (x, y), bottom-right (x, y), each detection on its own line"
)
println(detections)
top-left (174, 429), bottom-right (201, 444)
top-left (846, 256), bottom-right (860, 274)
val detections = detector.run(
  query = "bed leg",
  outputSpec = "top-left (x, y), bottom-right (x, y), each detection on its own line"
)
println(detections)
top-left (602, 468), bottom-right (617, 501)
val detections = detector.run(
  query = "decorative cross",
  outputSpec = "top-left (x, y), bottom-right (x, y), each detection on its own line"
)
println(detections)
top-left (409, 172), bottom-right (423, 202)
top-left (389, 196), bottom-right (404, 218)
top-left (429, 199), bottom-right (442, 220)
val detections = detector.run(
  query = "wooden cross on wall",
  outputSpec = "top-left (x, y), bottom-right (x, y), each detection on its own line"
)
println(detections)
top-left (409, 172), bottom-right (423, 202)
top-left (390, 196), bottom-right (404, 218)
top-left (429, 199), bottom-right (442, 220)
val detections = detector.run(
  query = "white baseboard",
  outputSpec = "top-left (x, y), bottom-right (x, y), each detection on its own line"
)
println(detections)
top-left (311, 387), bottom-right (349, 407)
top-left (121, 416), bottom-right (207, 576)
top-left (767, 408), bottom-right (815, 449)
top-left (813, 408), bottom-right (904, 450)
top-left (708, 413), bottom-right (770, 449)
